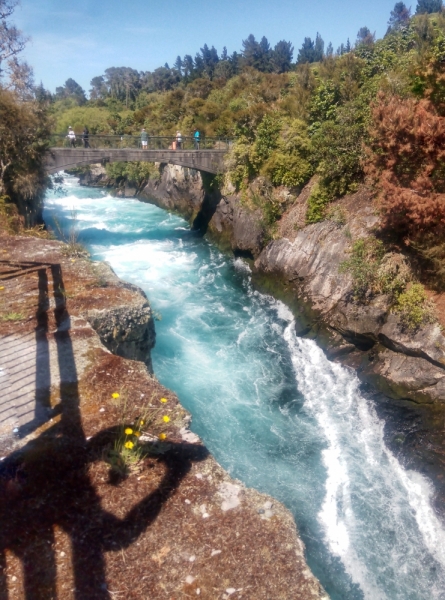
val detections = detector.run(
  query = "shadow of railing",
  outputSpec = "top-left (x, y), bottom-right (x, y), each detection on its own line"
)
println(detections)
top-left (0, 262), bottom-right (208, 599)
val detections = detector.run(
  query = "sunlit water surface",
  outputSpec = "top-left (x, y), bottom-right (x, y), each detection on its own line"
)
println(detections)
top-left (43, 177), bottom-right (445, 600)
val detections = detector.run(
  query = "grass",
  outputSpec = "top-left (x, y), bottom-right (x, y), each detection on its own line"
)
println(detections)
top-left (103, 391), bottom-right (171, 479)
top-left (52, 211), bottom-right (89, 259)
top-left (1, 311), bottom-right (25, 321)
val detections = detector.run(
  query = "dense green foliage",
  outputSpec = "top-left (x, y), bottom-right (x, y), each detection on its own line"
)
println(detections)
top-left (393, 283), bottom-right (436, 329)
top-left (47, 5), bottom-right (445, 247)
top-left (339, 237), bottom-right (414, 301)
top-left (105, 161), bottom-right (160, 185)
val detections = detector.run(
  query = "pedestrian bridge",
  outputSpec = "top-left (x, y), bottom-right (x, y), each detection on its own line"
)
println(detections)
top-left (45, 134), bottom-right (230, 175)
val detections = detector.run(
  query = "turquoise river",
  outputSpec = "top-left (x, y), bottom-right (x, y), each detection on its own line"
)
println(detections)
top-left (44, 176), bottom-right (445, 600)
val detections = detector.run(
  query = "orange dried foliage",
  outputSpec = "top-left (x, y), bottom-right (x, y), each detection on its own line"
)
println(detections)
top-left (365, 92), bottom-right (445, 239)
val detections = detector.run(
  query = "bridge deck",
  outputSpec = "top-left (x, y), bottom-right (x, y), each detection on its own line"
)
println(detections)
top-left (46, 148), bottom-right (226, 175)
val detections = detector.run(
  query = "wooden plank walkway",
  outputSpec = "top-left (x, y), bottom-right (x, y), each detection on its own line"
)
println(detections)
top-left (0, 333), bottom-right (39, 435)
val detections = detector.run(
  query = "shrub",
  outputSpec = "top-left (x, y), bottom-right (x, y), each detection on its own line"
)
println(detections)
top-left (365, 93), bottom-right (445, 239)
top-left (339, 237), bottom-right (386, 299)
top-left (393, 283), bottom-right (436, 329)
top-left (325, 204), bottom-right (347, 226)
top-left (377, 252), bottom-right (412, 296)
top-left (306, 184), bottom-right (331, 223)
top-left (262, 151), bottom-right (312, 187)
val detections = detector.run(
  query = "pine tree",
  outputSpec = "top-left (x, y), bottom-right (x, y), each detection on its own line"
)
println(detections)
top-left (356, 27), bottom-right (375, 47)
top-left (258, 36), bottom-right (272, 71)
top-left (229, 51), bottom-right (240, 75)
top-left (297, 37), bottom-right (315, 63)
top-left (174, 56), bottom-right (183, 76)
top-left (241, 34), bottom-right (260, 68)
top-left (415, 0), bottom-right (443, 12)
top-left (194, 54), bottom-right (205, 77)
top-left (345, 38), bottom-right (351, 52)
top-left (314, 32), bottom-right (324, 62)
top-left (183, 55), bottom-right (194, 80)
top-left (55, 78), bottom-right (86, 105)
top-left (326, 42), bottom-right (334, 57)
top-left (89, 75), bottom-right (107, 100)
top-left (388, 2), bottom-right (412, 30)
top-left (270, 40), bottom-right (294, 73)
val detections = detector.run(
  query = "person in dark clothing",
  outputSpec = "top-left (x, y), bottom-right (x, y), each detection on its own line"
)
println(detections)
top-left (83, 126), bottom-right (90, 148)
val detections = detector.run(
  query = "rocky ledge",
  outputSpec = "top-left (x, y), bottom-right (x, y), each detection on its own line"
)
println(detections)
top-left (0, 234), bottom-right (327, 600)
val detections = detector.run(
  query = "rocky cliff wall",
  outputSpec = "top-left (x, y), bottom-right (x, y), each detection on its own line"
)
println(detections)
top-left (136, 166), bottom-right (445, 407)
top-left (75, 163), bottom-right (445, 408)
top-left (137, 164), bottom-right (445, 506)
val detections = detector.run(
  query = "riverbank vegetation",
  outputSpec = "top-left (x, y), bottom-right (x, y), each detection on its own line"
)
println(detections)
top-left (49, 3), bottom-right (445, 258)
top-left (5, 0), bottom-right (445, 288)
top-left (0, 0), bottom-right (52, 227)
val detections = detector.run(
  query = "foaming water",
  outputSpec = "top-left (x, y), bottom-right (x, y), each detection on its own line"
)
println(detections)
top-left (44, 177), bottom-right (445, 600)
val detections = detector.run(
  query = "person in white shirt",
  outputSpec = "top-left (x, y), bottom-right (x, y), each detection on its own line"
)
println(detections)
top-left (67, 127), bottom-right (76, 148)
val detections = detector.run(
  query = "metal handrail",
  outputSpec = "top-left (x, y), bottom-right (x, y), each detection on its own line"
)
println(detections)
top-left (50, 134), bottom-right (232, 151)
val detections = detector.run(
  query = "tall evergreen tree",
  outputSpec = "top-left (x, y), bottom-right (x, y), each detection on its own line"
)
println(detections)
top-left (345, 38), bottom-right (351, 52)
top-left (326, 42), bottom-right (334, 57)
top-left (174, 56), bottom-right (183, 76)
top-left (199, 44), bottom-right (219, 79)
top-left (314, 32), bottom-right (325, 62)
top-left (221, 46), bottom-right (228, 61)
top-left (388, 2), bottom-right (412, 30)
top-left (55, 78), bottom-right (86, 105)
top-left (356, 26), bottom-right (375, 46)
top-left (89, 75), bottom-right (107, 100)
top-left (297, 37), bottom-right (315, 63)
top-left (183, 55), bottom-right (194, 80)
top-left (258, 36), bottom-right (272, 71)
top-left (229, 51), bottom-right (240, 75)
top-left (415, 0), bottom-right (443, 12)
top-left (241, 34), bottom-right (261, 68)
top-left (194, 53), bottom-right (205, 77)
top-left (270, 40), bottom-right (294, 73)
top-left (34, 81), bottom-right (52, 103)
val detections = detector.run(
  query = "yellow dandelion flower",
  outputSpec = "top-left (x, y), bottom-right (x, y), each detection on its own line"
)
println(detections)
top-left (139, 419), bottom-right (145, 426)
top-left (162, 415), bottom-right (170, 423)
top-left (159, 433), bottom-right (167, 441)
top-left (134, 431), bottom-right (141, 437)
top-left (125, 441), bottom-right (134, 449)
top-left (160, 397), bottom-right (168, 403)
top-left (125, 428), bottom-right (133, 435)
top-left (111, 392), bottom-right (120, 399)
top-left (0, 287), bottom-right (4, 291)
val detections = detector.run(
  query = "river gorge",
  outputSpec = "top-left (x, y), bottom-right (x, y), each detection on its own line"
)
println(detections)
top-left (43, 175), bottom-right (445, 600)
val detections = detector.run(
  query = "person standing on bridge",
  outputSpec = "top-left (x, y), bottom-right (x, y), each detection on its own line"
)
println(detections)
top-left (193, 128), bottom-right (200, 150)
top-left (67, 126), bottom-right (76, 148)
top-left (140, 128), bottom-right (148, 150)
top-left (83, 126), bottom-right (90, 148)
top-left (176, 131), bottom-right (182, 150)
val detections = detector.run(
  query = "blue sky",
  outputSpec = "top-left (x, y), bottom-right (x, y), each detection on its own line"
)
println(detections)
top-left (15, 0), bottom-right (400, 93)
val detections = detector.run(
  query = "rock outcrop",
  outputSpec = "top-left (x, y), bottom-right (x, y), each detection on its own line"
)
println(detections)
top-left (136, 166), bottom-right (445, 409)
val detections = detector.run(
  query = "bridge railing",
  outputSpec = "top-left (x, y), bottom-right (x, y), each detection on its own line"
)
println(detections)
top-left (49, 134), bottom-right (231, 151)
